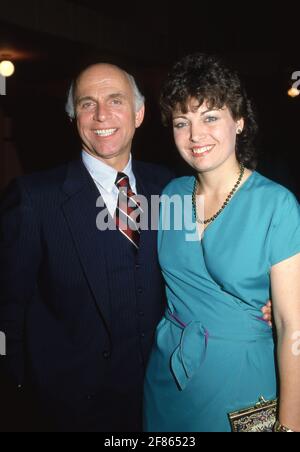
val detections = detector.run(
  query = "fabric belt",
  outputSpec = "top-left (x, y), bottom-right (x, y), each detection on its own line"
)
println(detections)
top-left (165, 309), bottom-right (272, 391)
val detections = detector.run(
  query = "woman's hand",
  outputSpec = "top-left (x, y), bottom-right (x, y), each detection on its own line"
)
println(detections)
top-left (261, 300), bottom-right (273, 327)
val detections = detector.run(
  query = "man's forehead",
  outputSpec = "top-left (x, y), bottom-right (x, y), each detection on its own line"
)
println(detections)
top-left (76, 66), bottom-right (131, 95)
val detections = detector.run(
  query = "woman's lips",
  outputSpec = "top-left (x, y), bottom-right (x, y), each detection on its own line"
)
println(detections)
top-left (191, 144), bottom-right (215, 157)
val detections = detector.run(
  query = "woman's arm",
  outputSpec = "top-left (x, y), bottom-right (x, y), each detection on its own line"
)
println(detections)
top-left (271, 252), bottom-right (300, 432)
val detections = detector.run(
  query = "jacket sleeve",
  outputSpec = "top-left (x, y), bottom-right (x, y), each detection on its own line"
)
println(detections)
top-left (0, 179), bottom-right (42, 387)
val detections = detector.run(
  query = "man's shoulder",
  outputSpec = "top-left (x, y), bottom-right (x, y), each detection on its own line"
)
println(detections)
top-left (21, 164), bottom-right (67, 189)
top-left (1, 162), bottom-right (72, 207)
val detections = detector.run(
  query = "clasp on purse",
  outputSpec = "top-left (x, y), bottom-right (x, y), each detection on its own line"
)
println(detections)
top-left (256, 396), bottom-right (272, 408)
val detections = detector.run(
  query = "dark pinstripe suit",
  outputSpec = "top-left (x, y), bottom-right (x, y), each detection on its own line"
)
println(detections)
top-left (0, 158), bottom-right (173, 431)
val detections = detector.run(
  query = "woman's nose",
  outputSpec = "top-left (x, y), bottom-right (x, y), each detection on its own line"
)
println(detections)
top-left (190, 125), bottom-right (207, 142)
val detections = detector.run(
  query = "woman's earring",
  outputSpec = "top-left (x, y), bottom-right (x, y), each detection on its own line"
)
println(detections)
top-left (237, 128), bottom-right (243, 135)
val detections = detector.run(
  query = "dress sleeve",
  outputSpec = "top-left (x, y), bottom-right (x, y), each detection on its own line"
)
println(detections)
top-left (269, 190), bottom-right (300, 266)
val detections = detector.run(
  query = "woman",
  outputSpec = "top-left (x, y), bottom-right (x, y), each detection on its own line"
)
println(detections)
top-left (144, 53), bottom-right (300, 432)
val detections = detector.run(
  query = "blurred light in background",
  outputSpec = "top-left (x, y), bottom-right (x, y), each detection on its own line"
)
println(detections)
top-left (0, 60), bottom-right (15, 77)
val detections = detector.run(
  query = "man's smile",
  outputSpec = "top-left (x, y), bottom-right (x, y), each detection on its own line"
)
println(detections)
top-left (93, 128), bottom-right (118, 137)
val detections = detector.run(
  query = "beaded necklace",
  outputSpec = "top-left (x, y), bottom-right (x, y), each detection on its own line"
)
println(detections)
top-left (192, 164), bottom-right (245, 225)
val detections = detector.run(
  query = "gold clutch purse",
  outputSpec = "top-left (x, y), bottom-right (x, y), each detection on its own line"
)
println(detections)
top-left (228, 397), bottom-right (278, 432)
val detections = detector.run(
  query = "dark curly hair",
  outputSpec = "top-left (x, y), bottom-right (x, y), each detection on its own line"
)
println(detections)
top-left (160, 53), bottom-right (258, 169)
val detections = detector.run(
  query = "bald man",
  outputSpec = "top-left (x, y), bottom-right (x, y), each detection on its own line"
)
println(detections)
top-left (0, 64), bottom-right (174, 432)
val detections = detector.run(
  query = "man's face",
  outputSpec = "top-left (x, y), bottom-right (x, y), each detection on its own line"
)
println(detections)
top-left (75, 64), bottom-right (144, 167)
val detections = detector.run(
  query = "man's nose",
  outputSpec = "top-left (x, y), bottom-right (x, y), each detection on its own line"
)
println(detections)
top-left (93, 104), bottom-right (110, 122)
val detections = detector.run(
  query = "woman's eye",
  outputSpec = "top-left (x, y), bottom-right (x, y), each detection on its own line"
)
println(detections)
top-left (204, 116), bottom-right (218, 123)
top-left (174, 122), bottom-right (187, 129)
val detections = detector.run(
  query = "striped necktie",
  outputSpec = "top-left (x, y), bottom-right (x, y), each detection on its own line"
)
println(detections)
top-left (115, 172), bottom-right (142, 249)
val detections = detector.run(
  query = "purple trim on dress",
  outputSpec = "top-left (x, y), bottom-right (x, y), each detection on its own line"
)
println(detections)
top-left (204, 329), bottom-right (210, 348)
top-left (169, 311), bottom-right (187, 329)
top-left (255, 316), bottom-right (270, 325)
top-left (168, 311), bottom-right (210, 349)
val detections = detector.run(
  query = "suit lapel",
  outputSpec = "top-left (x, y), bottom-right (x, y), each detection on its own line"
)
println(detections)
top-left (133, 161), bottom-right (159, 260)
top-left (60, 159), bottom-right (162, 331)
top-left (61, 159), bottom-right (112, 333)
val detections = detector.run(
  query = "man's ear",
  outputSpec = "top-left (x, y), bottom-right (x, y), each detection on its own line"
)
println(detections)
top-left (135, 105), bottom-right (145, 128)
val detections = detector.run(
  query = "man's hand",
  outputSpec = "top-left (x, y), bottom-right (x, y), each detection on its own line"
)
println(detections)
top-left (261, 300), bottom-right (272, 327)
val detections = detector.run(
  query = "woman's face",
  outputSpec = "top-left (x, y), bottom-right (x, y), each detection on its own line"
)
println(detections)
top-left (172, 99), bottom-right (244, 173)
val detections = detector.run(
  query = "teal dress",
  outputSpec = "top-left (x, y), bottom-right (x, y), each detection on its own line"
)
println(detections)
top-left (144, 171), bottom-right (300, 432)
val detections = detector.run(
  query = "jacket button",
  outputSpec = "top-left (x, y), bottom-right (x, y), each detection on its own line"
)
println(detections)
top-left (138, 288), bottom-right (143, 294)
top-left (103, 351), bottom-right (111, 359)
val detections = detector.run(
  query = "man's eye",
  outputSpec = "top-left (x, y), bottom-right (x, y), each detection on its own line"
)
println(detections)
top-left (111, 99), bottom-right (122, 105)
top-left (82, 102), bottom-right (95, 109)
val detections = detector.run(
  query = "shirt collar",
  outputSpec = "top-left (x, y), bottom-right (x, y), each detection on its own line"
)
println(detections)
top-left (82, 150), bottom-right (135, 193)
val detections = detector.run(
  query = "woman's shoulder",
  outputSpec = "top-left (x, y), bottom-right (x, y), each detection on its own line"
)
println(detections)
top-left (252, 171), bottom-right (299, 206)
top-left (162, 176), bottom-right (194, 197)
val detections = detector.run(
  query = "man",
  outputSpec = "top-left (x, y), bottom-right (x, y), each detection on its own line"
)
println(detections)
top-left (0, 64), bottom-right (174, 432)
top-left (0, 63), bottom-right (272, 432)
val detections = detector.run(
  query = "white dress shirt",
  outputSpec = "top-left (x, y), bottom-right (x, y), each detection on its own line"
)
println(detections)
top-left (82, 151), bottom-right (137, 218)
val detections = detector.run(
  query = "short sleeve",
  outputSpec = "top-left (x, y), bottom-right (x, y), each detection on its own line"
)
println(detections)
top-left (269, 190), bottom-right (300, 266)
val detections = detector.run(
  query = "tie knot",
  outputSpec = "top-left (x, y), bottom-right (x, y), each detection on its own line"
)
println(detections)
top-left (115, 172), bottom-right (130, 189)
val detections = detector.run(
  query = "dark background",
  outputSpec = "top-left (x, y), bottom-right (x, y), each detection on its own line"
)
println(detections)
top-left (0, 0), bottom-right (299, 432)
top-left (0, 0), bottom-right (299, 197)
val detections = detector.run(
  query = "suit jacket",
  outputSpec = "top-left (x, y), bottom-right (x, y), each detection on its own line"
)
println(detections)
top-left (0, 158), bottom-right (174, 431)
